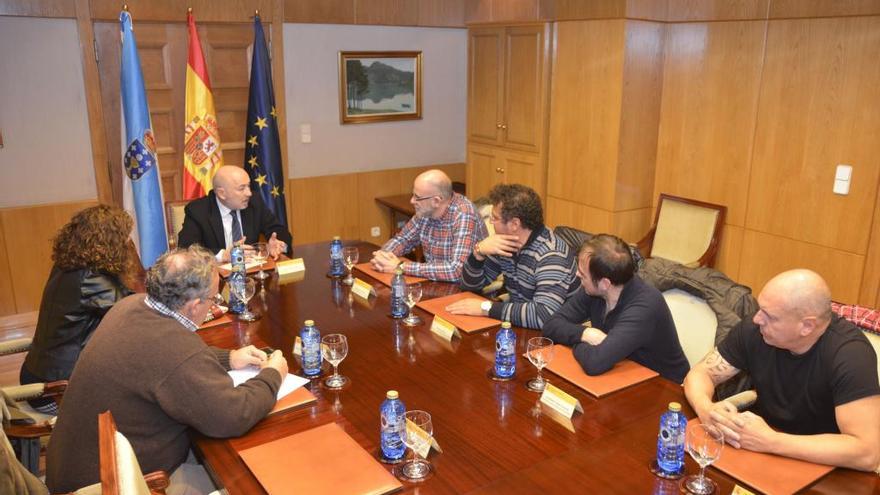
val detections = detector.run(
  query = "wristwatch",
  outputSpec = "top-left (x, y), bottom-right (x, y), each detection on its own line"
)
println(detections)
top-left (480, 300), bottom-right (492, 315)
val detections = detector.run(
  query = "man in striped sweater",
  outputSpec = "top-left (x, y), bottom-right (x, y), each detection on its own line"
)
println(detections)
top-left (446, 184), bottom-right (579, 329)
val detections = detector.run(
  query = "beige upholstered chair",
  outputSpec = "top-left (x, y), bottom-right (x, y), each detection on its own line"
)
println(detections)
top-left (0, 338), bottom-right (67, 475)
top-left (164, 200), bottom-right (190, 249)
top-left (662, 289), bottom-right (718, 367)
top-left (862, 332), bottom-right (880, 383)
top-left (94, 410), bottom-right (169, 495)
top-left (638, 194), bottom-right (726, 268)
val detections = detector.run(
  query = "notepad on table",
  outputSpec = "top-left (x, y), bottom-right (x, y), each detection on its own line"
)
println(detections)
top-left (228, 368), bottom-right (316, 415)
top-left (238, 422), bottom-right (402, 495)
top-left (540, 345), bottom-right (658, 397)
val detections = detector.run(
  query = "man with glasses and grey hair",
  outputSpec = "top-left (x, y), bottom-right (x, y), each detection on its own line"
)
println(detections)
top-left (47, 246), bottom-right (288, 495)
top-left (370, 169), bottom-right (486, 282)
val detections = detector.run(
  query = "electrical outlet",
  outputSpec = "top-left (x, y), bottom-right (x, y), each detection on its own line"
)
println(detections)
top-left (370, 226), bottom-right (381, 237)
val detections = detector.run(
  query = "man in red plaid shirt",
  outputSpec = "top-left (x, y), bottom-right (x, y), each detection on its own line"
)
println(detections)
top-left (371, 170), bottom-right (486, 282)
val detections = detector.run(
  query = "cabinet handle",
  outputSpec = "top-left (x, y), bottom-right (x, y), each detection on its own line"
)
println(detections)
top-left (496, 123), bottom-right (503, 129)
top-left (496, 167), bottom-right (505, 173)
top-left (500, 124), bottom-right (507, 130)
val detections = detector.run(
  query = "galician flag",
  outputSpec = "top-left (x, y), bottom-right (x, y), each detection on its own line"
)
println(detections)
top-left (182, 9), bottom-right (223, 199)
top-left (120, 9), bottom-right (168, 268)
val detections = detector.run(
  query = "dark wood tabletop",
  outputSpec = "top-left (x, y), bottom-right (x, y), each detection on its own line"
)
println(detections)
top-left (192, 242), bottom-right (878, 495)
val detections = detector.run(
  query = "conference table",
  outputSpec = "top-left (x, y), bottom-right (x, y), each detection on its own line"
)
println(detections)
top-left (193, 242), bottom-right (877, 494)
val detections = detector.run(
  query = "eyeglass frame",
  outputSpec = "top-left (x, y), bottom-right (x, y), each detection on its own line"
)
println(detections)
top-left (411, 193), bottom-right (440, 202)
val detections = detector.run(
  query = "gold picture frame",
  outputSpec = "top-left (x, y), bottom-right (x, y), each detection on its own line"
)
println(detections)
top-left (338, 51), bottom-right (422, 124)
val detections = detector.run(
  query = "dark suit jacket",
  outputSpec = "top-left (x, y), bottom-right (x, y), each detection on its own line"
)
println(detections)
top-left (177, 191), bottom-right (292, 254)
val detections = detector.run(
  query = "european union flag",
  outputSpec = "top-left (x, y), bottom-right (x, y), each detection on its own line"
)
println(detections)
top-left (244, 15), bottom-right (287, 227)
top-left (120, 10), bottom-right (168, 268)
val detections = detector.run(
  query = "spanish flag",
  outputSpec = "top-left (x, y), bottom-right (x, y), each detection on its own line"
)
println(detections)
top-left (182, 10), bottom-right (223, 199)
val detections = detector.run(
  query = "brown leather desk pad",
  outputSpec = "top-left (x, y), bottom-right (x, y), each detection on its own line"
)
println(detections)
top-left (416, 292), bottom-right (502, 333)
top-left (238, 422), bottom-right (402, 495)
top-left (542, 345), bottom-right (659, 397)
top-left (198, 313), bottom-right (234, 330)
top-left (354, 262), bottom-right (426, 286)
top-left (695, 419), bottom-right (835, 494)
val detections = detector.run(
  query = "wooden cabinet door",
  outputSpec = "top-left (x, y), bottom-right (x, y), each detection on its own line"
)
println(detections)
top-left (503, 24), bottom-right (548, 153)
top-left (468, 27), bottom-right (505, 146)
top-left (467, 144), bottom-right (504, 199)
top-left (502, 149), bottom-right (544, 197)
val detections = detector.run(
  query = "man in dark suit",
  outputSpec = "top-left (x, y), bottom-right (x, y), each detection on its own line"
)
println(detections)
top-left (178, 165), bottom-right (291, 261)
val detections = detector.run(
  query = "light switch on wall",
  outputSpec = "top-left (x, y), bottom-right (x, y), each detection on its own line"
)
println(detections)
top-left (300, 124), bottom-right (311, 144)
top-left (833, 164), bottom-right (852, 195)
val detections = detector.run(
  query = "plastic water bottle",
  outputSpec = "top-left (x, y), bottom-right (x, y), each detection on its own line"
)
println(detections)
top-left (494, 321), bottom-right (516, 378)
top-left (390, 266), bottom-right (407, 318)
top-left (228, 245), bottom-right (246, 314)
top-left (328, 236), bottom-right (344, 277)
top-left (655, 402), bottom-right (687, 477)
top-left (380, 390), bottom-right (406, 462)
top-left (300, 319), bottom-right (322, 377)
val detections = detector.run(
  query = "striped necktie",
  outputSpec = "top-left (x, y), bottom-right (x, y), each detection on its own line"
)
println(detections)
top-left (231, 211), bottom-right (243, 243)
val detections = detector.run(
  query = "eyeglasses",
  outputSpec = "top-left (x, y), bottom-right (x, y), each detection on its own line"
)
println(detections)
top-left (411, 193), bottom-right (439, 202)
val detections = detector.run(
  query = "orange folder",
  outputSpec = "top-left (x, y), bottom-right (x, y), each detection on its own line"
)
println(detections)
top-left (269, 387), bottom-right (316, 415)
top-left (354, 262), bottom-right (426, 286)
top-left (416, 292), bottom-right (501, 333)
top-left (695, 419), bottom-right (835, 494)
top-left (239, 422), bottom-right (403, 495)
top-left (541, 345), bottom-right (659, 397)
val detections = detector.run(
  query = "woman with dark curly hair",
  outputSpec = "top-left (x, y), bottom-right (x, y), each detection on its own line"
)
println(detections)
top-left (20, 205), bottom-right (135, 414)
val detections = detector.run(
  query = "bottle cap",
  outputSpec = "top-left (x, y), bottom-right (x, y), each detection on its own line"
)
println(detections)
top-left (386, 390), bottom-right (399, 399)
top-left (304, 319), bottom-right (314, 326)
top-left (333, 235), bottom-right (341, 240)
top-left (668, 402), bottom-right (681, 412)
top-left (395, 265), bottom-right (404, 274)
top-left (501, 321), bottom-right (511, 328)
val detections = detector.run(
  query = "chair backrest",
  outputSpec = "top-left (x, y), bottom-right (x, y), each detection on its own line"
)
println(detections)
top-left (863, 332), bottom-right (880, 384)
top-left (476, 203), bottom-right (495, 236)
top-left (648, 194), bottom-right (726, 267)
top-left (98, 411), bottom-right (152, 495)
top-left (164, 200), bottom-right (190, 249)
top-left (662, 288), bottom-right (718, 367)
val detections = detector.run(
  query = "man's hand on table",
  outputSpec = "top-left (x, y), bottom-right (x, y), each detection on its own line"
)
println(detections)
top-left (267, 232), bottom-right (287, 260)
top-left (229, 345), bottom-right (268, 369)
top-left (445, 298), bottom-right (487, 316)
top-left (370, 250), bottom-right (401, 273)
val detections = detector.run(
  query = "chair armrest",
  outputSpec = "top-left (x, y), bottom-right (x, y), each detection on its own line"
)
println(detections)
top-left (0, 337), bottom-right (32, 356)
top-left (636, 226), bottom-right (656, 258)
top-left (144, 470), bottom-right (171, 494)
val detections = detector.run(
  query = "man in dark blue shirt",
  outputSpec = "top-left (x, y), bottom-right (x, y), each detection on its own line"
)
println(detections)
top-left (543, 234), bottom-right (689, 383)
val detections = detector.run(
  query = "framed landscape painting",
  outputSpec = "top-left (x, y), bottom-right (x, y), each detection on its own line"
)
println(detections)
top-left (338, 51), bottom-right (422, 124)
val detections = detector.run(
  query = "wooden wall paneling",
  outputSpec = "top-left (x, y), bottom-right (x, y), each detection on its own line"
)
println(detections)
top-left (93, 21), bottom-right (123, 205)
top-left (503, 24), bottom-right (549, 154)
top-left (745, 17), bottom-right (880, 254)
top-left (492, 0), bottom-right (540, 22)
top-left (738, 229), bottom-right (864, 304)
top-left (665, 0), bottom-right (769, 22)
top-left (858, 186), bottom-right (880, 307)
top-left (417, 0), bottom-right (466, 27)
top-left (611, 207), bottom-right (652, 243)
top-left (290, 174), bottom-right (359, 245)
top-left (546, 20), bottom-right (625, 210)
top-left (654, 20), bottom-right (767, 227)
top-left (89, 0), bottom-right (276, 22)
top-left (355, 0), bottom-right (419, 26)
top-left (613, 20), bottom-right (664, 211)
top-left (625, 0), bottom-right (668, 21)
top-left (0, 0), bottom-right (75, 17)
top-left (0, 200), bottom-right (98, 312)
top-left (545, 197), bottom-right (613, 235)
top-left (357, 169), bottom-right (403, 244)
top-left (769, 0), bottom-right (880, 19)
top-left (715, 224), bottom-right (744, 281)
top-left (464, 0), bottom-right (493, 23)
top-left (270, 1), bottom-right (291, 228)
top-left (504, 150), bottom-right (545, 198)
top-left (0, 216), bottom-right (16, 315)
top-left (285, 0), bottom-right (355, 24)
top-left (467, 145), bottom-right (504, 199)
top-left (75, 0), bottom-right (113, 204)
top-left (539, 0), bottom-right (625, 21)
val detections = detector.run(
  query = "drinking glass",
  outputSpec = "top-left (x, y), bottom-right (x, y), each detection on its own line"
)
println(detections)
top-left (321, 333), bottom-right (349, 389)
top-left (684, 423), bottom-right (724, 495)
top-left (231, 278), bottom-right (257, 321)
top-left (526, 337), bottom-right (554, 392)
top-left (403, 282), bottom-right (423, 326)
top-left (342, 247), bottom-right (359, 286)
top-left (397, 410), bottom-right (433, 481)
top-left (253, 242), bottom-right (269, 280)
